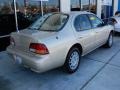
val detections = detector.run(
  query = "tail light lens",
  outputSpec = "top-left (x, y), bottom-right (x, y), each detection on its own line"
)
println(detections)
top-left (10, 37), bottom-right (15, 46)
top-left (29, 43), bottom-right (49, 55)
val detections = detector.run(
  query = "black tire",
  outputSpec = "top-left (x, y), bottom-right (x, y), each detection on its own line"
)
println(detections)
top-left (64, 47), bottom-right (81, 74)
top-left (105, 32), bottom-right (113, 48)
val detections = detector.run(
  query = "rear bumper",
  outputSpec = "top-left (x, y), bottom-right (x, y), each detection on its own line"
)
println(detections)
top-left (7, 46), bottom-right (52, 73)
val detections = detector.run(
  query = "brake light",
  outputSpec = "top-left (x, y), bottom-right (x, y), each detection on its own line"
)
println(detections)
top-left (29, 43), bottom-right (49, 55)
top-left (10, 37), bottom-right (15, 46)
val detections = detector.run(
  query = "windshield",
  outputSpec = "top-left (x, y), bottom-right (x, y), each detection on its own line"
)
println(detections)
top-left (29, 13), bottom-right (69, 31)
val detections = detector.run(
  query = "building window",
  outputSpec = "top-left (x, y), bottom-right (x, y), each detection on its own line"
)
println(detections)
top-left (0, 0), bottom-right (15, 14)
top-left (71, 0), bottom-right (97, 14)
top-left (71, 0), bottom-right (80, 11)
top-left (119, 0), bottom-right (120, 11)
top-left (101, 0), bottom-right (113, 19)
top-left (42, 0), bottom-right (60, 13)
top-left (26, 0), bottom-right (60, 20)
top-left (0, 0), bottom-right (60, 21)
top-left (90, 0), bottom-right (97, 14)
top-left (81, 0), bottom-right (90, 11)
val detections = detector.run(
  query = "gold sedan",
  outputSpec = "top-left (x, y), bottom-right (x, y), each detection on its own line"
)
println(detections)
top-left (7, 12), bottom-right (114, 73)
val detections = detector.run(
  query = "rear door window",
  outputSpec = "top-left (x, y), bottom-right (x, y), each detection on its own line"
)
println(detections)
top-left (74, 14), bottom-right (92, 31)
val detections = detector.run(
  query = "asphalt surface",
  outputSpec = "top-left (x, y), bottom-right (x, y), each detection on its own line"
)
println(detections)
top-left (0, 36), bottom-right (120, 90)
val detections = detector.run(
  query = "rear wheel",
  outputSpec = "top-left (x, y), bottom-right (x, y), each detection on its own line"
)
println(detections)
top-left (105, 32), bottom-right (113, 48)
top-left (64, 48), bottom-right (81, 73)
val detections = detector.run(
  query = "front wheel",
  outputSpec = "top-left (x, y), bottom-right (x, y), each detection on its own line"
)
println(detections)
top-left (105, 32), bottom-right (113, 48)
top-left (64, 48), bottom-right (81, 73)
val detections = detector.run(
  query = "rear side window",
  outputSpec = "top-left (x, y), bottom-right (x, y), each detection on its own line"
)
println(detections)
top-left (74, 15), bottom-right (92, 31)
top-left (88, 14), bottom-right (103, 28)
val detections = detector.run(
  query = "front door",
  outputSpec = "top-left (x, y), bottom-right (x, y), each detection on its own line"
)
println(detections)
top-left (88, 14), bottom-right (108, 47)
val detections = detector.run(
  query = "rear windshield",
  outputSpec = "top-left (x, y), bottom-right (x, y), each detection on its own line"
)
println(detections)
top-left (29, 13), bottom-right (69, 31)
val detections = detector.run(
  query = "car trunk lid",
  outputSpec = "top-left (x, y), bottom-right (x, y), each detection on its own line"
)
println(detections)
top-left (11, 29), bottom-right (56, 51)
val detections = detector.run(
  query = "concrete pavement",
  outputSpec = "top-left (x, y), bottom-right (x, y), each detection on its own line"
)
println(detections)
top-left (0, 36), bottom-right (120, 90)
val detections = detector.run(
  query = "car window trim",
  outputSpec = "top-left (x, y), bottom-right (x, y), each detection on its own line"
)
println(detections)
top-left (57, 14), bottom-right (69, 32)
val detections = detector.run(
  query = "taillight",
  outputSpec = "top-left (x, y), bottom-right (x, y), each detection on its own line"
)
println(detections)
top-left (29, 43), bottom-right (49, 55)
top-left (10, 37), bottom-right (15, 46)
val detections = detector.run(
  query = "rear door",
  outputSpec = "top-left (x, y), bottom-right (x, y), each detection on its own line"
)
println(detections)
top-left (74, 14), bottom-right (96, 55)
top-left (87, 14), bottom-right (109, 47)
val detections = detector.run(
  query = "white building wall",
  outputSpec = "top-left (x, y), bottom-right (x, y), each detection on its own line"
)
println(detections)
top-left (60, 0), bottom-right (70, 13)
top-left (113, 0), bottom-right (118, 15)
top-left (97, 0), bottom-right (102, 18)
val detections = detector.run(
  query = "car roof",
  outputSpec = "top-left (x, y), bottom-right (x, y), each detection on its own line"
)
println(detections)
top-left (68, 11), bottom-right (92, 15)
top-left (50, 11), bottom-right (93, 16)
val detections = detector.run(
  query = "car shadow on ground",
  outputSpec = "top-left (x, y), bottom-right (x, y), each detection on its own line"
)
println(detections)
top-left (0, 76), bottom-right (13, 90)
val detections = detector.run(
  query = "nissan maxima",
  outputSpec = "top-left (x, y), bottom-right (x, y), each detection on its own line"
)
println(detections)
top-left (7, 12), bottom-right (114, 73)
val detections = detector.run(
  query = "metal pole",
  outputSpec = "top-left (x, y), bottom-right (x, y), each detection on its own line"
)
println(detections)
top-left (109, 5), bottom-right (110, 18)
top-left (40, 1), bottom-right (43, 16)
top-left (13, 0), bottom-right (19, 33)
top-left (24, 0), bottom-right (27, 16)
top-left (79, 0), bottom-right (81, 10)
top-left (89, 0), bottom-right (90, 12)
